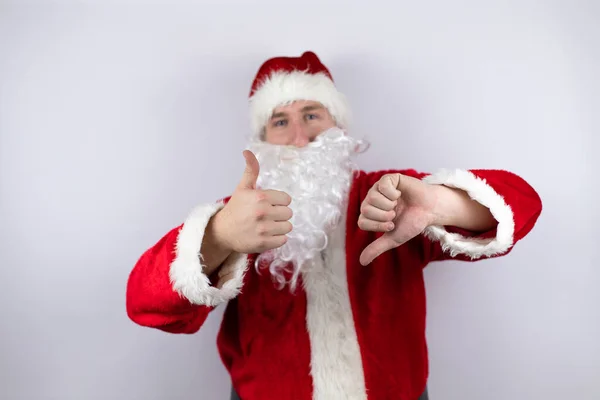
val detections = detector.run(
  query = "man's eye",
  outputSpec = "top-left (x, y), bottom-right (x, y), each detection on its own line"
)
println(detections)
top-left (274, 120), bottom-right (287, 127)
top-left (306, 114), bottom-right (318, 120)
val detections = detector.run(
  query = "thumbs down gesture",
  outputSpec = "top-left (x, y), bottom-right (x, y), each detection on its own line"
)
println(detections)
top-left (358, 173), bottom-right (438, 266)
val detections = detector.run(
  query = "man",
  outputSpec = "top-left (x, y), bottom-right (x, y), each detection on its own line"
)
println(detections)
top-left (126, 51), bottom-right (542, 400)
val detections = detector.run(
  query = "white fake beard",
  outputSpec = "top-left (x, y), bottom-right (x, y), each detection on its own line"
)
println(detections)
top-left (245, 127), bottom-right (369, 290)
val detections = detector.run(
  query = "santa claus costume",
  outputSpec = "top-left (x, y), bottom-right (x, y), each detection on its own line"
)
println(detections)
top-left (126, 51), bottom-right (543, 400)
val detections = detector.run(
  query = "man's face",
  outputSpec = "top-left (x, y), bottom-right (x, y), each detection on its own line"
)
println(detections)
top-left (247, 103), bottom-right (368, 290)
top-left (263, 100), bottom-right (337, 146)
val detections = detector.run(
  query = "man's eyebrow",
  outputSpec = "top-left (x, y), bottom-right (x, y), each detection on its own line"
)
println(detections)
top-left (301, 104), bottom-right (324, 112)
top-left (270, 111), bottom-right (287, 119)
top-left (270, 105), bottom-right (324, 120)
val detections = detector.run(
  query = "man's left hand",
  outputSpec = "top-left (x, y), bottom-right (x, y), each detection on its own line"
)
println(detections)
top-left (358, 173), bottom-right (438, 266)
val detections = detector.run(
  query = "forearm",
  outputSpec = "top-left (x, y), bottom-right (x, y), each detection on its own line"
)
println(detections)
top-left (430, 184), bottom-right (497, 232)
top-left (200, 212), bottom-right (233, 276)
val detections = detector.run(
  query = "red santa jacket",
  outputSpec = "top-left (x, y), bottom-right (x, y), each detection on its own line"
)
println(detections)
top-left (126, 168), bottom-right (542, 400)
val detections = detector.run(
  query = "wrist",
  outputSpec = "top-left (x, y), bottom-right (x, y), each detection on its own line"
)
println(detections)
top-left (200, 210), bottom-right (234, 276)
top-left (207, 210), bottom-right (232, 253)
top-left (428, 184), bottom-right (496, 231)
top-left (429, 184), bottom-right (461, 227)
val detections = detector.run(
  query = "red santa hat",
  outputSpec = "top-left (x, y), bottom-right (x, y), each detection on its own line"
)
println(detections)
top-left (248, 51), bottom-right (351, 138)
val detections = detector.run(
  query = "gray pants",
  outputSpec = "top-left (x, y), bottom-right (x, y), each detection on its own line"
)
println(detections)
top-left (230, 385), bottom-right (429, 399)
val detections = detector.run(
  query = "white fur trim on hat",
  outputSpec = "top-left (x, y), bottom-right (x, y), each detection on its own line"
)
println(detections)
top-left (248, 71), bottom-right (351, 136)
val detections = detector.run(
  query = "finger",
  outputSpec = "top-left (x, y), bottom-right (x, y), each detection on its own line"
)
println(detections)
top-left (378, 176), bottom-right (402, 201)
top-left (365, 187), bottom-right (397, 211)
top-left (261, 189), bottom-right (292, 206)
top-left (360, 235), bottom-right (399, 266)
top-left (258, 221), bottom-right (293, 236)
top-left (258, 235), bottom-right (288, 252)
top-left (266, 205), bottom-right (293, 221)
top-left (360, 204), bottom-right (396, 222)
top-left (238, 150), bottom-right (260, 190)
top-left (358, 215), bottom-right (394, 232)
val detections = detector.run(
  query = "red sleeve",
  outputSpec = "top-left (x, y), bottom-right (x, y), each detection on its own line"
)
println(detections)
top-left (418, 168), bottom-right (542, 262)
top-left (126, 201), bottom-right (249, 334)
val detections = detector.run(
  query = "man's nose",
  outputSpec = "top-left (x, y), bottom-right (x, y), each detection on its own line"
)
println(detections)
top-left (290, 121), bottom-right (310, 147)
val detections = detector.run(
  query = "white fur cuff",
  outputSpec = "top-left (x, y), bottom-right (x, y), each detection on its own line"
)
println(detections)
top-left (169, 202), bottom-right (249, 307)
top-left (422, 169), bottom-right (515, 259)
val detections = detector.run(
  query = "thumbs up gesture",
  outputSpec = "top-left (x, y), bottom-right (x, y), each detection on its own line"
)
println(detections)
top-left (213, 150), bottom-right (293, 255)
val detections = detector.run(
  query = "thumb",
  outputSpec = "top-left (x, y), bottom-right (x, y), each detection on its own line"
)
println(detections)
top-left (237, 150), bottom-right (260, 190)
top-left (359, 235), bottom-right (399, 266)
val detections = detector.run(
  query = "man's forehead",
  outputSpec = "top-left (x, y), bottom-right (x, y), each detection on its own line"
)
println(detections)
top-left (271, 100), bottom-right (325, 116)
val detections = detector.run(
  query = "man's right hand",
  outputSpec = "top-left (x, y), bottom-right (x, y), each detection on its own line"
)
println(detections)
top-left (212, 150), bottom-right (293, 255)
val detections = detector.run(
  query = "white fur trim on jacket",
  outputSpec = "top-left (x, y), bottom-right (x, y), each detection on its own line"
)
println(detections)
top-left (422, 169), bottom-right (515, 259)
top-left (169, 202), bottom-right (249, 307)
top-left (248, 70), bottom-right (351, 136)
top-left (302, 214), bottom-right (367, 400)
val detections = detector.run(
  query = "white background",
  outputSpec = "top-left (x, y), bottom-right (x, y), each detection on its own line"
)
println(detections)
top-left (1, 1), bottom-right (598, 399)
